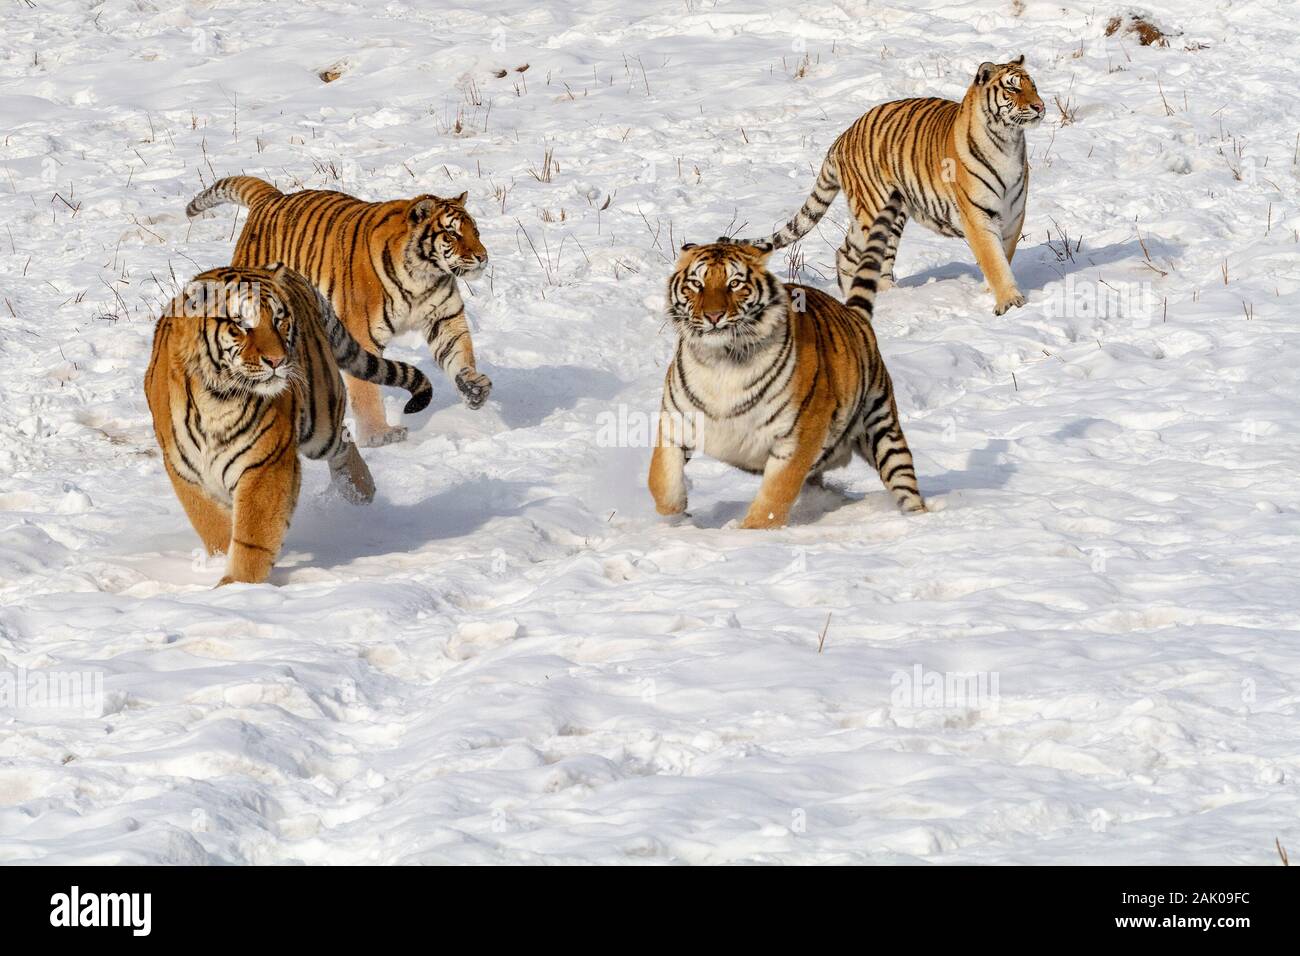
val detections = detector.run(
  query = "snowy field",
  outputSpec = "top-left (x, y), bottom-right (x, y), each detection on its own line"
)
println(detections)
top-left (1, 0), bottom-right (1298, 864)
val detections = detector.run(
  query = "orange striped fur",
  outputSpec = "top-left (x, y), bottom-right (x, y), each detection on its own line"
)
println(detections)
top-left (650, 205), bottom-right (924, 529)
top-left (145, 264), bottom-right (431, 584)
top-left (743, 56), bottom-right (1045, 315)
top-left (187, 177), bottom-right (489, 446)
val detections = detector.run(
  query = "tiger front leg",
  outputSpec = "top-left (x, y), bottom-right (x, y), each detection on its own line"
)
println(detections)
top-left (166, 464), bottom-right (232, 558)
top-left (219, 455), bottom-right (300, 586)
top-left (648, 440), bottom-right (688, 517)
top-left (961, 209), bottom-right (1025, 315)
top-left (1002, 207), bottom-right (1025, 265)
top-left (424, 288), bottom-right (492, 410)
top-left (741, 413), bottom-right (830, 529)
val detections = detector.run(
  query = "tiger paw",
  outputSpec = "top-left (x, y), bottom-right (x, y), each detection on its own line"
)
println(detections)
top-left (654, 496), bottom-right (687, 516)
top-left (455, 369), bottom-right (492, 409)
top-left (216, 574), bottom-right (268, 587)
top-left (359, 425), bottom-right (408, 448)
top-left (994, 291), bottom-right (1026, 315)
top-left (333, 474), bottom-right (376, 505)
top-left (740, 507), bottom-right (787, 530)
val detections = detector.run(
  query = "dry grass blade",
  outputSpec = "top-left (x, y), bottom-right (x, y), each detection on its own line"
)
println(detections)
top-left (527, 146), bottom-right (557, 183)
top-left (1045, 218), bottom-right (1078, 263)
top-left (1054, 94), bottom-right (1078, 126)
top-left (1134, 224), bottom-right (1169, 278)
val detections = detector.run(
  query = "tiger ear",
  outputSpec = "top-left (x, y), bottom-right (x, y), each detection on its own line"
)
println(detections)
top-left (448, 191), bottom-right (468, 205)
top-left (680, 242), bottom-right (698, 251)
top-left (267, 261), bottom-right (289, 283)
top-left (408, 197), bottom-right (436, 225)
top-left (976, 61), bottom-right (997, 85)
top-left (1011, 54), bottom-right (1025, 66)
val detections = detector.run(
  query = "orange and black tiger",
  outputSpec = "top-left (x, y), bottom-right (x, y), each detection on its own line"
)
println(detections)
top-left (649, 199), bottom-right (925, 529)
top-left (186, 176), bottom-right (490, 446)
top-left (144, 264), bottom-right (431, 585)
top-left (740, 56), bottom-right (1044, 315)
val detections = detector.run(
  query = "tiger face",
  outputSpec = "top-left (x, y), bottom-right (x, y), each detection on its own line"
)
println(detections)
top-left (406, 192), bottom-right (488, 280)
top-left (186, 272), bottom-right (297, 397)
top-left (668, 241), bottom-right (787, 354)
top-left (975, 55), bottom-right (1045, 128)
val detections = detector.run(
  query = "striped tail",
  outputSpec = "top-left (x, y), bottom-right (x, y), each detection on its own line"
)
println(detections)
top-left (740, 153), bottom-right (842, 252)
top-left (845, 189), bottom-right (925, 514)
top-left (314, 290), bottom-right (432, 414)
top-left (844, 191), bottom-right (906, 321)
top-left (186, 176), bottom-right (283, 218)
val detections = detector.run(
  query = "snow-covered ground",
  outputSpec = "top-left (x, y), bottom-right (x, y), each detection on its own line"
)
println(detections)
top-left (2, 0), bottom-right (1298, 864)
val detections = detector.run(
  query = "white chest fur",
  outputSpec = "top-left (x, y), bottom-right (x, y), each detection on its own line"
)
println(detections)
top-left (669, 338), bottom-right (797, 473)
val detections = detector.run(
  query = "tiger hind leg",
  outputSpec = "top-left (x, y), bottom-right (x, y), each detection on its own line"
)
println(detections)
top-left (835, 211), bottom-right (881, 299)
top-left (346, 374), bottom-right (408, 447)
top-left (328, 440), bottom-right (376, 505)
top-left (855, 394), bottom-right (926, 513)
top-left (836, 232), bottom-right (865, 299)
top-left (839, 189), bottom-right (901, 298)
top-left (878, 206), bottom-right (909, 290)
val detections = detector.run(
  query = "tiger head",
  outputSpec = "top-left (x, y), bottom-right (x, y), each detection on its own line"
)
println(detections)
top-left (974, 55), bottom-right (1045, 128)
top-left (184, 265), bottom-right (300, 398)
top-left (668, 241), bottom-right (788, 356)
top-left (404, 192), bottom-right (488, 281)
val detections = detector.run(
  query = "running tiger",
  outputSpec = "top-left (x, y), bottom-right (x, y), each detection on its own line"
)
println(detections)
top-left (144, 264), bottom-right (432, 585)
top-left (649, 200), bottom-right (925, 529)
top-left (740, 56), bottom-right (1044, 315)
top-left (186, 176), bottom-right (490, 446)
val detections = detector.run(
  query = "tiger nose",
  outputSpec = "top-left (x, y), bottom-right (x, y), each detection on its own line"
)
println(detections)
top-left (1031, 101), bottom-right (1045, 114)
top-left (263, 355), bottom-right (286, 370)
top-left (703, 311), bottom-right (725, 326)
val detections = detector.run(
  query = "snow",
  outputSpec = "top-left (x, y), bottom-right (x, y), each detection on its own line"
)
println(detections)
top-left (1, 0), bottom-right (1298, 864)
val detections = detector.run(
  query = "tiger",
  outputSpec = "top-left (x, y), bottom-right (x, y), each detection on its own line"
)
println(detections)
top-left (186, 176), bottom-right (490, 447)
top-left (144, 263), bottom-right (432, 585)
top-left (739, 56), bottom-right (1045, 315)
top-left (648, 197), bottom-right (925, 529)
